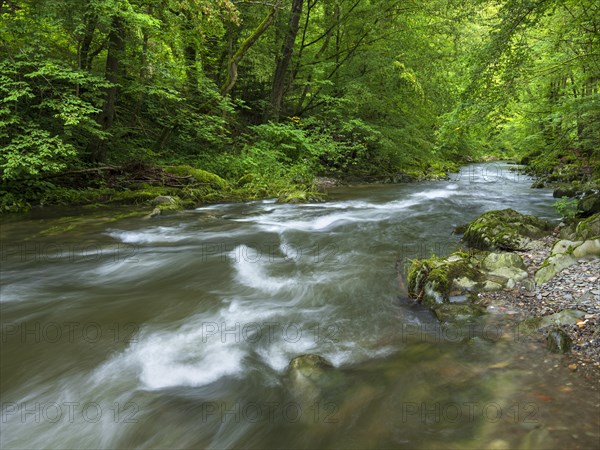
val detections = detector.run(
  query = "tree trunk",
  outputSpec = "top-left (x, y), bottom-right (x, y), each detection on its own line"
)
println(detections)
top-left (79, 11), bottom-right (97, 71)
top-left (269, 0), bottom-right (304, 121)
top-left (184, 44), bottom-right (199, 98)
top-left (220, 0), bottom-right (283, 97)
top-left (89, 16), bottom-right (125, 163)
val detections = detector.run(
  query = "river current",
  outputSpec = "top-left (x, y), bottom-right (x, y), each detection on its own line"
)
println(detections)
top-left (1, 163), bottom-right (599, 449)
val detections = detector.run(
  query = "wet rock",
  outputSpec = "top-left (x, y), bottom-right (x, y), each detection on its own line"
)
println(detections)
top-left (531, 179), bottom-right (545, 189)
top-left (407, 252), bottom-right (480, 306)
top-left (516, 317), bottom-right (543, 340)
top-left (483, 280), bottom-right (504, 291)
top-left (546, 327), bottom-right (572, 353)
top-left (434, 303), bottom-right (486, 323)
top-left (286, 354), bottom-right (337, 403)
top-left (144, 207), bottom-right (161, 219)
top-left (553, 184), bottom-right (578, 198)
top-left (463, 209), bottom-right (553, 251)
top-left (576, 192), bottom-right (600, 218)
top-left (277, 190), bottom-right (325, 204)
top-left (454, 276), bottom-right (479, 291)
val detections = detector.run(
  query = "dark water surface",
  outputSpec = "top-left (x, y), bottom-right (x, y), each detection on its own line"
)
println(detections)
top-left (1, 163), bottom-right (599, 449)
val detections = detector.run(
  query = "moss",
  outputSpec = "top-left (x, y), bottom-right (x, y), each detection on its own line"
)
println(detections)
top-left (574, 212), bottom-right (600, 240)
top-left (277, 189), bottom-right (326, 204)
top-left (110, 186), bottom-right (173, 204)
top-left (36, 209), bottom-right (147, 236)
top-left (237, 174), bottom-right (255, 187)
top-left (164, 165), bottom-right (228, 189)
top-left (39, 223), bottom-right (77, 236)
top-left (463, 209), bottom-right (552, 251)
top-left (407, 252), bottom-right (480, 306)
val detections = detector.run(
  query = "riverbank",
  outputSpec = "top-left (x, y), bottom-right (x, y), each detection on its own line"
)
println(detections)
top-left (0, 160), bottom-right (459, 215)
top-left (407, 208), bottom-right (600, 388)
top-left (477, 231), bottom-right (600, 385)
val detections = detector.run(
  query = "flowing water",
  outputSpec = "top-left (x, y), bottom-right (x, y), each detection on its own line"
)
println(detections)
top-left (1, 163), bottom-right (599, 449)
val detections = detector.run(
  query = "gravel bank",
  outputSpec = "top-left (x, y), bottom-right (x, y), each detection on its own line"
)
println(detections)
top-left (477, 231), bottom-right (600, 385)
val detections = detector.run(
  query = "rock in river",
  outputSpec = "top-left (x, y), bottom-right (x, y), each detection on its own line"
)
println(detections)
top-left (462, 209), bottom-right (553, 251)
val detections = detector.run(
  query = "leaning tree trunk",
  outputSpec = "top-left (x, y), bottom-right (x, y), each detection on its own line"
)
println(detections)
top-left (220, 0), bottom-right (283, 97)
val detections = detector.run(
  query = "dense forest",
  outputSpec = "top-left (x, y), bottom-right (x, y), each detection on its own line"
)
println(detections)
top-left (0, 0), bottom-right (598, 212)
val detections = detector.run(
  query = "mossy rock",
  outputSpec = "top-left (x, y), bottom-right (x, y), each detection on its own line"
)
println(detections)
top-left (236, 173), bottom-right (255, 187)
top-left (552, 184), bottom-right (578, 198)
top-left (277, 190), bottom-right (325, 204)
top-left (576, 192), bottom-right (600, 218)
top-left (462, 209), bottom-right (553, 251)
top-left (534, 253), bottom-right (577, 285)
top-left (109, 186), bottom-right (173, 205)
top-left (407, 252), bottom-right (480, 307)
top-left (164, 165), bottom-right (228, 189)
top-left (574, 212), bottom-right (600, 240)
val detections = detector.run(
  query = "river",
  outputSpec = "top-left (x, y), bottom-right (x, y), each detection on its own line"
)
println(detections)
top-left (1, 162), bottom-right (599, 449)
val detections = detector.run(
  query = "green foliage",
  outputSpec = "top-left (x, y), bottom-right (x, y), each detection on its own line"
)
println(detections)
top-left (1, 0), bottom-right (597, 212)
top-left (0, 56), bottom-right (107, 180)
top-left (553, 197), bottom-right (578, 219)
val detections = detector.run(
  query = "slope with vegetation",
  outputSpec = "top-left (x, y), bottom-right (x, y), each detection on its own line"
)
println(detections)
top-left (0, 0), bottom-right (598, 213)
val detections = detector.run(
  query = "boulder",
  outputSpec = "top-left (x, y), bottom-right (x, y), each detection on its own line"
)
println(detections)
top-left (553, 184), bottom-right (578, 198)
top-left (534, 234), bottom-right (600, 284)
top-left (572, 239), bottom-right (600, 258)
top-left (407, 252), bottom-right (480, 306)
top-left (463, 209), bottom-right (553, 251)
top-left (551, 239), bottom-right (583, 255)
top-left (530, 179), bottom-right (545, 189)
top-left (277, 190), bottom-right (325, 204)
top-left (576, 192), bottom-right (600, 218)
top-left (407, 250), bottom-right (532, 307)
top-left (574, 213), bottom-right (600, 240)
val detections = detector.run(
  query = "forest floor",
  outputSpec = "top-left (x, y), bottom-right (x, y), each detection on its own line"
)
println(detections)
top-left (477, 231), bottom-right (600, 387)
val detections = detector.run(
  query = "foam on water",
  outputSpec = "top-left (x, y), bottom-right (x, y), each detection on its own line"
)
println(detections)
top-left (231, 245), bottom-right (296, 293)
top-left (107, 226), bottom-right (190, 244)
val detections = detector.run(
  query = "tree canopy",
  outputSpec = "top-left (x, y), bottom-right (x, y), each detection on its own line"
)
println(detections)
top-left (1, 0), bottom-right (598, 211)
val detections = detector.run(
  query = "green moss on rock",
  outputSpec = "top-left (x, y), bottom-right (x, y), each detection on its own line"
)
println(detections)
top-left (463, 209), bottom-right (553, 251)
top-left (164, 165), bottom-right (228, 189)
top-left (407, 253), bottom-right (480, 306)
top-left (575, 212), bottom-right (600, 240)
